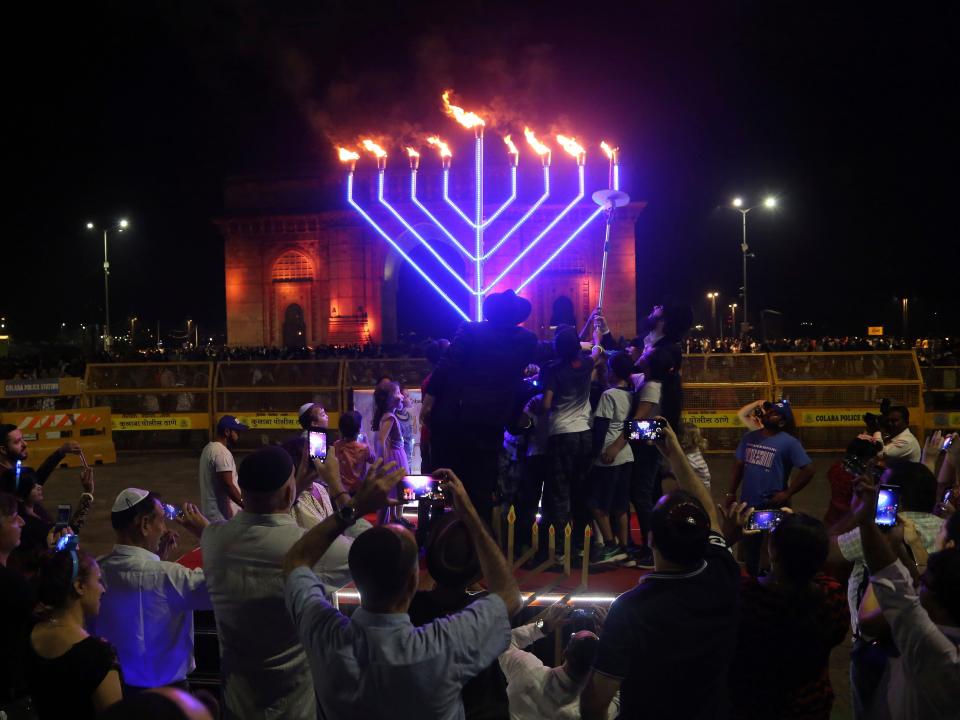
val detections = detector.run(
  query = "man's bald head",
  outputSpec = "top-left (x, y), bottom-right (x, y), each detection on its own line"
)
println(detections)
top-left (348, 524), bottom-right (419, 611)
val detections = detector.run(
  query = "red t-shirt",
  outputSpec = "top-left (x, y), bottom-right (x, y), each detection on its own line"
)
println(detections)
top-left (825, 461), bottom-right (856, 528)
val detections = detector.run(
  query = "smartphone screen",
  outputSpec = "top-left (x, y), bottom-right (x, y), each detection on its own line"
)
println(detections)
top-left (944, 435), bottom-right (955, 450)
top-left (55, 504), bottom-right (72, 530)
top-left (875, 485), bottom-right (900, 528)
top-left (400, 475), bottom-right (436, 503)
top-left (626, 419), bottom-right (662, 442)
top-left (747, 509), bottom-right (784, 531)
top-left (308, 430), bottom-right (327, 461)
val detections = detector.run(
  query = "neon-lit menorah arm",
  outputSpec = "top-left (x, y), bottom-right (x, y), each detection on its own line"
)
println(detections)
top-left (375, 171), bottom-right (476, 295)
top-left (517, 159), bottom-right (621, 293)
top-left (347, 172), bottom-right (471, 322)
top-left (481, 165), bottom-right (550, 261)
top-left (482, 165), bottom-right (517, 229)
top-left (482, 164), bottom-right (585, 293)
top-left (410, 170), bottom-right (476, 260)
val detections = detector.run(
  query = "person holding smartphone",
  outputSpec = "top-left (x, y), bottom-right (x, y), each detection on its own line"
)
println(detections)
top-left (849, 479), bottom-right (960, 719)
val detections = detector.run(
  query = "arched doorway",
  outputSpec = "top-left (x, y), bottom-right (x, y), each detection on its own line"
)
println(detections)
top-left (282, 303), bottom-right (307, 347)
top-left (272, 250), bottom-right (314, 346)
top-left (396, 243), bottom-right (470, 340)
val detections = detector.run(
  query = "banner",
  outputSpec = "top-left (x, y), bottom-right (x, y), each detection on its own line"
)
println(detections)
top-left (867, 326), bottom-right (884, 336)
top-left (1, 379), bottom-right (61, 397)
top-left (925, 412), bottom-right (960, 429)
top-left (230, 413), bottom-right (302, 430)
top-left (681, 411), bottom-right (742, 427)
top-left (112, 413), bottom-right (209, 431)
top-left (797, 409), bottom-right (877, 427)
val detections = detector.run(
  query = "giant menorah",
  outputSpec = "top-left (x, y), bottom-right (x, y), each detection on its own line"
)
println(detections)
top-left (338, 91), bottom-right (629, 322)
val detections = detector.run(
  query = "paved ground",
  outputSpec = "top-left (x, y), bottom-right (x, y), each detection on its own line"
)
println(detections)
top-left (38, 450), bottom-right (854, 719)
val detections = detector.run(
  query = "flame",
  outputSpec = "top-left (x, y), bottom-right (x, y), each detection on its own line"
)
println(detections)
top-left (361, 139), bottom-right (387, 158)
top-left (503, 135), bottom-right (519, 156)
top-left (523, 127), bottom-right (550, 156)
top-left (405, 147), bottom-right (420, 158)
top-left (441, 89), bottom-right (485, 129)
top-left (600, 141), bottom-right (618, 159)
top-left (556, 134), bottom-right (585, 158)
top-left (338, 147), bottom-right (360, 162)
top-left (426, 136), bottom-right (452, 158)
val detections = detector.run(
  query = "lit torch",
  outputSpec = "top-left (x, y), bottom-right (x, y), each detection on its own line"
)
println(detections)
top-left (406, 146), bottom-right (420, 171)
top-left (337, 146), bottom-right (360, 173)
top-left (361, 139), bottom-right (388, 171)
top-left (601, 141), bottom-right (620, 189)
top-left (503, 135), bottom-right (519, 168)
top-left (426, 136), bottom-right (453, 170)
top-left (556, 134), bottom-right (586, 166)
top-left (523, 127), bottom-right (551, 167)
top-left (442, 89), bottom-right (485, 138)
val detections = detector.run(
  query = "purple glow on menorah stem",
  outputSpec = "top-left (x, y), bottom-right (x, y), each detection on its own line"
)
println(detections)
top-left (345, 132), bottom-right (620, 324)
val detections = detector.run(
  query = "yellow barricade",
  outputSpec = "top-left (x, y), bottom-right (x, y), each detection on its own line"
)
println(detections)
top-left (84, 362), bottom-right (214, 450)
top-left (214, 360), bottom-right (344, 448)
top-left (771, 351), bottom-right (925, 451)
top-left (681, 354), bottom-right (773, 453)
top-left (1, 406), bottom-right (116, 467)
top-left (923, 366), bottom-right (959, 431)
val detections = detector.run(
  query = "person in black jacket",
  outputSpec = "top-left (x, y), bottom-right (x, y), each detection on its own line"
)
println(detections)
top-left (422, 290), bottom-right (538, 523)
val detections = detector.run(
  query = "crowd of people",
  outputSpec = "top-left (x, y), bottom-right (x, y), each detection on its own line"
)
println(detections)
top-left (682, 335), bottom-right (959, 365)
top-left (1, 289), bottom-right (959, 720)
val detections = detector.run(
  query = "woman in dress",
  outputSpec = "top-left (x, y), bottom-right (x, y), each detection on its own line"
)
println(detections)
top-left (27, 541), bottom-right (122, 718)
top-left (373, 380), bottom-right (410, 525)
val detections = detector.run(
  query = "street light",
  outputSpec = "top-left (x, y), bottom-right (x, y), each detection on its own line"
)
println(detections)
top-left (729, 303), bottom-right (738, 334)
top-left (726, 196), bottom-right (777, 338)
top-left (706, 292), bottom-right (719, 338)
top-left (86, 219), bottom-right (130, 350)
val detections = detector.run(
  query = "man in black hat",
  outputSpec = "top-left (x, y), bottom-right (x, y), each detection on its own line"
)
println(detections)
top-left (422, 289), bottom-right (537, 522)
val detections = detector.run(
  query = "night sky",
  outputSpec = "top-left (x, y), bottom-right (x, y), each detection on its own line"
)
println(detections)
top-left (7, 1), bottom-right (956, 344)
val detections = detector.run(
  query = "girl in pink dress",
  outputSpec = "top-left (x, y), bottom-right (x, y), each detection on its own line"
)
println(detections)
top-left (373, 380), bottom-right (410, 524)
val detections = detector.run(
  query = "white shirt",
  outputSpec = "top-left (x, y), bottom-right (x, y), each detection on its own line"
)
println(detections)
top-left (201, 511), bottom-right (353, 720)
top-left (594, 387), bottom-right (634, 466)
top-left (874, 428), bottom-right (921, 463)
top-left (92, 544), bottom-right (210, 687)
top-left (868, 560), bottom-right (960, 720)
top-left (498, 622), bottom-right (618, 720)
top-left (199, 441), bottom-right (240, 522)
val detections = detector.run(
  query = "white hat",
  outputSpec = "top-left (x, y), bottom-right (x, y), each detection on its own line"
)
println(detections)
top-left (112, 488), bottom-right (151, 513)
top-left (299, 403), bottom-right (316, 417)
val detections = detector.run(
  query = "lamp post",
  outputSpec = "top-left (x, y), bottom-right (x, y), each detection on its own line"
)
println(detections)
top-left (87, 219), bottom-right (129, 350)
top-left (707, 292), bottom-right (719, 338)
top-left (728, 196), bottom-right (776, 338)
top-left (728, 303), bottom-right (738, 336)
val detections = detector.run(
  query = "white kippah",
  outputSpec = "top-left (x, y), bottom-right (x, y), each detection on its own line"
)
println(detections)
top-left (299, 403), bottom-right (316, 417)
top-left (112, 488), bottom-right (150, 513)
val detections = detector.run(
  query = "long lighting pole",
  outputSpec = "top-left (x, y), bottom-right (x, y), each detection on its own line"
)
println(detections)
top-left (729, 197), bottom-right (776, 339)
top-left (87, 219), bottom-right (129, 350)
top-left (707, 292), bottom-right (719, 338)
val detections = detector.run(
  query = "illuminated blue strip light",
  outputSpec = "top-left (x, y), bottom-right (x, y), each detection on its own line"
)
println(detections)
top-left (347, 136), bottom-right (619, 323)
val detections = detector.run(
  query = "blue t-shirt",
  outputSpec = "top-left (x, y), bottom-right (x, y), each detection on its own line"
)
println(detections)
top-left (735, 430), bottom-right (812, 506)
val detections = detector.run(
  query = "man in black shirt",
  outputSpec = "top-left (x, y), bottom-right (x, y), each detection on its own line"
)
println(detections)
top-left (581, 419), bottom-right (740, 720)
top-left (0, 423), bottom-right (84, 484)
top-left (422, 290), bottom-right (537, 522)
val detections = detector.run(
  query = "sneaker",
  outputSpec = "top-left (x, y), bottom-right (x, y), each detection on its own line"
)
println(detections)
top-left (592, 544), bottom-right (628, 564)
top-left (626, 545), bottom-right (655, 569)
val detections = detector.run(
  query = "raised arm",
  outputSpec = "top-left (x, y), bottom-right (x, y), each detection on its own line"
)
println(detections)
top-left (435, 468), bottom-right (522, 616)
top-left (283, 459), bottom-right (405, 578)
top-left (654, 418), bottom-right (720, 531)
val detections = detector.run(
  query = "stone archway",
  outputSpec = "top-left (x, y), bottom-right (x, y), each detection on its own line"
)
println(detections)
top-left (381, 224), bottom-right (469, 343)
top-left (271, 249), bottom-right (314, 345)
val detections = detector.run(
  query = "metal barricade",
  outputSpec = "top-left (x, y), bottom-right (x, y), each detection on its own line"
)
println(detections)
top-left (84, 362), bottom-right (214, 451)
top-left (0, 377), bottom-right (86, 412)
top-left (770, 351), bottom-right (925, 451)
top-left (214, 360), bottom-right (345, 448)
top-left (680, 353), bottom-right (774, 452)
top-left (0, 406), bottom-right (116, 467)
top-left (923, 365), bottom-right (960, 431)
